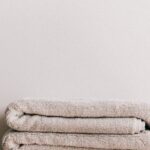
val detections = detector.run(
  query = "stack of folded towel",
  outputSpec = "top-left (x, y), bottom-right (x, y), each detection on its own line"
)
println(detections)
top-left (2, 100), bottom-right (150, 150)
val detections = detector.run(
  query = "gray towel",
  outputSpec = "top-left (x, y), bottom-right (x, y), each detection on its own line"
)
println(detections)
top-left (5, 100), bottom-right (149, 134)
top-left (2, 130), bottom-right (150, 150)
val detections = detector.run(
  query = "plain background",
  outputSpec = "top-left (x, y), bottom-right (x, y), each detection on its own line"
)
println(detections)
top-left (0, 0), bottom-right (150, 146)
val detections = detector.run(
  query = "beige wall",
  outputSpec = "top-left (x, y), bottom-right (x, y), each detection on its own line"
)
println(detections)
top-left (0, 0), bottom-right (150, 145)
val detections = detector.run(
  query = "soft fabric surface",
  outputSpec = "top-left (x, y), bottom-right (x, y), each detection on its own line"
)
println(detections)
top-left (5, 100), bottom-right (149, 134)
top-left (5, 116), bottom-right (145, 134)
top-left (2, 131), bottom-right (150, 150)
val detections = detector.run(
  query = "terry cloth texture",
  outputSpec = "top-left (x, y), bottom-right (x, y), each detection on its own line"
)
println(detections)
top-left (5, 100), bottom-right (149, 134)
top-left (2, 131), bottom-right (150, 150)
top-left (2, 100), bottom-right (150, 150)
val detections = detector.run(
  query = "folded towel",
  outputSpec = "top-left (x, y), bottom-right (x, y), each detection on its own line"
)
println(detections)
top-left (3, 100), bottom-right (150, 150)
top-left (6, 100), bottom-right (149, 134)
top-left (2, 130), bottom-right (150, 150)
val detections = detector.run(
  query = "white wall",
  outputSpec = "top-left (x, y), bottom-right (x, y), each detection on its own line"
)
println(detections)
top-left (0, 0), bottom-right (150, 144)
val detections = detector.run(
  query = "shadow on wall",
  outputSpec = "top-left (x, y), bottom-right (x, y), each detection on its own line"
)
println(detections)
top-left (0, 113), bottom-right (8, 149)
